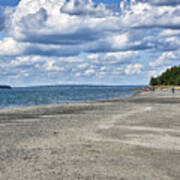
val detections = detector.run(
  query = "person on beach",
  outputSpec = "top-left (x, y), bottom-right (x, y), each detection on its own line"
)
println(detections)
top-left (152, 87), bottom-right (155, 92)
top-left (172, 87), bottom-right (175, 94)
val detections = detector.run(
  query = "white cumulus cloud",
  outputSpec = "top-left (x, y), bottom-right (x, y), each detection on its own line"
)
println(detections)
top-left (0, 0), bottom-right (180, 85)
top-left (125, 64), bottom-right (143, 75)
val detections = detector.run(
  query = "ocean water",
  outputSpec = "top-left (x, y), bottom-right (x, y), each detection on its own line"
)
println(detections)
top-left (0, 85), bottom-right (142, 108)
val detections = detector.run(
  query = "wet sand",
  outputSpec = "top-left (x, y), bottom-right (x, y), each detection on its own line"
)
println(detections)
top-left (0, 91), bottom-right (180, 180)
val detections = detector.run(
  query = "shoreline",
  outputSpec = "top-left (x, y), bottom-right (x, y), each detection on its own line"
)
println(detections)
top-left (0, 90), bottom-right (180, 180)
top-left (0, 90), bottom-right (142, 110)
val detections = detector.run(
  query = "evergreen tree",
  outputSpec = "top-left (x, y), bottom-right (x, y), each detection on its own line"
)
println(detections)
top-left (150, 65), bottom-right (180, 86)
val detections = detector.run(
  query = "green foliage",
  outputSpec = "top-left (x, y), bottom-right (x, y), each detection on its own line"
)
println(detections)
top-left (150, 65), bottom-right (180, 86)
top-left (150, 77), bottom-right (158, 86)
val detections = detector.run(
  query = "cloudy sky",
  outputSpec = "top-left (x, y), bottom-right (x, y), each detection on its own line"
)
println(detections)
top-left (0, 0), bottom-right (180, 86)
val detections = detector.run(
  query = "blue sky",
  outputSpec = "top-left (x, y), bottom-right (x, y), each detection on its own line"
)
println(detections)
top-left (0, 0), bottom-right (180, 86)
top-left (0, 0), bottom-right (20, 6)
top-left (0, 0), bottom-right (122, 6)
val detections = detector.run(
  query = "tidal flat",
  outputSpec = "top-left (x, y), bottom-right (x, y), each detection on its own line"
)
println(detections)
top-left (0, 91), bottom-right (180, 180)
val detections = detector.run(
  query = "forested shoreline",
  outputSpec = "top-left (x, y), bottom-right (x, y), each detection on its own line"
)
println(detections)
top-left (150, 66), bottom-right (180, 86)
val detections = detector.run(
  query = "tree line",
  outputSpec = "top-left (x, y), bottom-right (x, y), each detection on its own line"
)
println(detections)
top-left (150, 65), bottom-right (180, 86)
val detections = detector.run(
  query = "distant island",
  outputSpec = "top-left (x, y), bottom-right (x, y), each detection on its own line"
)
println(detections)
top-left (0, 85), bottom-right (12, 89)
top-left (150, 65), bottom-right (180, 86)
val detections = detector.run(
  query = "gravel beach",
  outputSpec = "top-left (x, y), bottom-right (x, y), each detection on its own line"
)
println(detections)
top-left (0, 91), bottom-right (180, 180)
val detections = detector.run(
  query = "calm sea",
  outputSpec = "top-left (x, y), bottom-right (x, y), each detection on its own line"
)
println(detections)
top-left (0, 85), bottom-right (142, 108)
